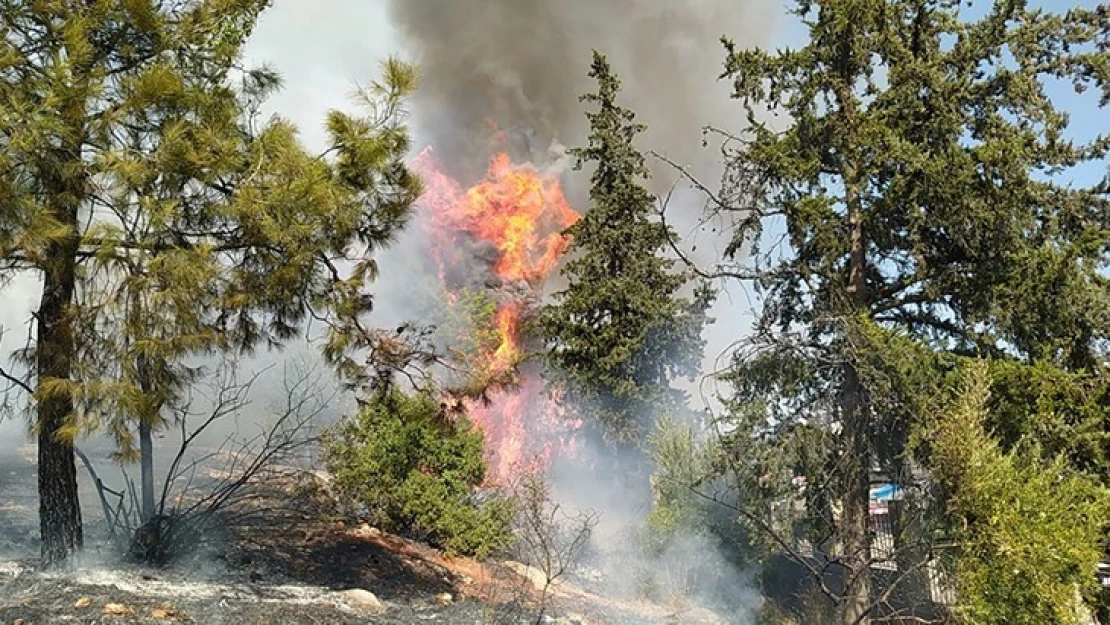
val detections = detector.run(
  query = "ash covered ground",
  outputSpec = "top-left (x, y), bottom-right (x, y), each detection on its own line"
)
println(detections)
top-left (0, 441), bottom-right (726, 625)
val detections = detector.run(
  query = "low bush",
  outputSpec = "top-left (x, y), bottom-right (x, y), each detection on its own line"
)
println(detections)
top-left (323, 388), bottom-right (514, 557)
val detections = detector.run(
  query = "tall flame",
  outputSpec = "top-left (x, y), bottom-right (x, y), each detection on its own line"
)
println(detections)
top-left (412, 148), bottom-right (580, 482)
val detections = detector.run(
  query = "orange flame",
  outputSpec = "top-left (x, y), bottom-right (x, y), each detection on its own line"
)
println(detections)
top-left (420, 151), bottom-right (579, 285)
top-left (491, 302), bottom-right (522, 371)
top-left (412, 148), bottom-right (580, 483)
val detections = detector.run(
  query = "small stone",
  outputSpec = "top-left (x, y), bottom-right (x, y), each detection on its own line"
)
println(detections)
top-left (74, 596), bottom-right (92, 608)
top-left (341, 588), bottom-right (386, 615)
top-left (14, 619), bottom-right (25, 625)
top-left (103, 603), bottom-right (133, 616)
top-left (504, 560), bottom-right (551, 592)
top-left (435, 592), bottom-right (453, 606)
top-left (351, 523), bottom-right (383, 539)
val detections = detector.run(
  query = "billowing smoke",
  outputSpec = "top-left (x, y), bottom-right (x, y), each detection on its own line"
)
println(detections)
top-left (390, 0), bottom-right (775, 190)
top-left (389, 0), bottom-right (775, 403)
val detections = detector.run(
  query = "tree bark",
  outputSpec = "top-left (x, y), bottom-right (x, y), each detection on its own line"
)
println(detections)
top-left (35, 50), bottom-right (90, 562)
top-left (840, 365), bottom-right (872, 625)
top-left (137, 352), bottom-right (156, 522)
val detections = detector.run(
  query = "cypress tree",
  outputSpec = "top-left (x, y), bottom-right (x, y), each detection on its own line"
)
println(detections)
top-left (540, 51), bottom-right (712, 450)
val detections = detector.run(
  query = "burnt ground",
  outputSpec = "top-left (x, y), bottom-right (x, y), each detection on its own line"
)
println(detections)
top-left (0, 442), bottom-right (728, 625)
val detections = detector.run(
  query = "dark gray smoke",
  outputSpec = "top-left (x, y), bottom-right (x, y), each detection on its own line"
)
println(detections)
top-left (389, 0), bottom-right (778, 392)
top-left (389, 0), bottom-right (776, 190)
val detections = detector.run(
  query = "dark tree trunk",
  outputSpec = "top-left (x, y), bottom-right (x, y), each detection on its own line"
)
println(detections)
top-left (840, 364), bottom-right (872, 625)
top-left (132, 302), bottom-right (158, 523)
top-left (139, 420), bottom-right (155, 522)
top-left (36, 100), bottom-right (88, 565)
top-left (36, 208), bottom-right (83, 568)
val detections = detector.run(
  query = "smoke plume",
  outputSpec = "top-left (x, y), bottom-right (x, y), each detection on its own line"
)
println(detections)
top-left (390, 0), bottom-right (775, 190)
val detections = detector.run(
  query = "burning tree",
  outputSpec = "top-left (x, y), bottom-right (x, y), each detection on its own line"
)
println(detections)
top-left (410, 146), bottom-right (582, 483)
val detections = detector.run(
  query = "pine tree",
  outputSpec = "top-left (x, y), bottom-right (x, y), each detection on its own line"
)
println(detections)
top-left (0, 1), bottom-right (420, 567)
top-left (540, 51), bottom-right (712, 448)
top-left (710, 1), bottom-right (1110, 622)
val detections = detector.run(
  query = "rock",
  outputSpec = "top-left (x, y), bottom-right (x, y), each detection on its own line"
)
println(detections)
top-left (73, 596), bottom-right (92, 608)
top-left (103, 603), bottom-right (133, 616)
top-left (0, 562), bottom-right (25, 578)
top-left (14, 619), bottom-right (24, 625)
top-left (503, 560), bottom-right (552, 592)
top-left (351, 523), bottom-right (382, 539)
top-left (340, 588), bottom-right (386, 615)
top-left (435, 592), bottom-right (453, 606)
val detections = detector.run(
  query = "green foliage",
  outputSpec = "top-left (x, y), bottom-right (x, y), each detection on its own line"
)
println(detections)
top-left (540, 51), bottom-right (713, 445)
top-left (986, 360), bottom-right (1110, 484)
top-left (718, 0), bottom-right (1110, 365)
top-left (643, 415), bottom-right (714, 552)
top-left (0, 1), bottom-right (421, 563)
top-left (711, 2), bottom-right (1110, 617)
top-left (323, 388), bottom-right (514, 557)
top-left (925, 362), bottom-right (1110, 625)
top-left (0, 0), bottom-right (422, 446)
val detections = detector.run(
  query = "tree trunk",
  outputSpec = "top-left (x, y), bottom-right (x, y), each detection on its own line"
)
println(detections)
top-left (840, 364), bottom-right (872, 625)
top-left (36, 206), bottom-right (82, 568)
top-left (137, 351), bottom-right (156, 522)
top-left (36, 66), bottom-right (89, 564)
top-left (840, 160), bottom-right (871, 625)
top-left (139, 420), bottom-right (155, 522)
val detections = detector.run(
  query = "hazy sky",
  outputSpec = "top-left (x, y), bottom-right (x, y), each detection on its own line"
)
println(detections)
top-left (243, 1), bottom-right (402, 153)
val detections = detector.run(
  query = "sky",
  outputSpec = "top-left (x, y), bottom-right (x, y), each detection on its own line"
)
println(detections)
top-left (242, 1), bottom-right (400, 154)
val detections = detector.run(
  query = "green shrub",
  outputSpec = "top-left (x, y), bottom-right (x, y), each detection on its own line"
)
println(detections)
top-left (928, 362), bottom-right (1110, 625)
top-left (322, 388), bottom-right (514, 557)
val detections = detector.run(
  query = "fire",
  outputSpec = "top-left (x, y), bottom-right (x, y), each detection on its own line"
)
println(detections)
top-left (412, 148), bottom-right (580, 483)
top-left (421, 151), bottom-right (579, 285)
top-left (460, 153), bottom-right (579, 283)
top-left (491, 302), bottom-right (522, 371)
